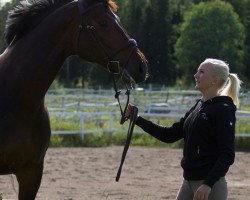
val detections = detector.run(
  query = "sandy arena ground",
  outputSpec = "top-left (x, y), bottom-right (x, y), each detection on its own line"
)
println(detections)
top-left (0, 147), bottom-right (249, 200)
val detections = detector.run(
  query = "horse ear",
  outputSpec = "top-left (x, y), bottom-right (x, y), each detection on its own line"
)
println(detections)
top-left (106, 0), bottom-right (118, 11)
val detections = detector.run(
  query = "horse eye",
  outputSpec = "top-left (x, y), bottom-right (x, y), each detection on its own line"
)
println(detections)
top-left (98, 20), bottom-right (108, 27)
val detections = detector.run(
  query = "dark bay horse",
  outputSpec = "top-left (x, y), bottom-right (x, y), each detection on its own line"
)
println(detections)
top-left (0, 0), bottom-right (148, 199)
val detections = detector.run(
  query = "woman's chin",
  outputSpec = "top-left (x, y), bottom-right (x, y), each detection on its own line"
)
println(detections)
top-left (195, 85), bottom-right (201, 91)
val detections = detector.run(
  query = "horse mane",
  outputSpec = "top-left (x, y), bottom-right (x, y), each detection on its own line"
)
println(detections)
top-left (4, 0), bottom-right (118, 45)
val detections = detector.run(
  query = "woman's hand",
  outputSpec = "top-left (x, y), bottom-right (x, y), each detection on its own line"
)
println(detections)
top-left (125, 103), bottom-right (137, 119)
top-left (193, 184), bottom-right (211, 200)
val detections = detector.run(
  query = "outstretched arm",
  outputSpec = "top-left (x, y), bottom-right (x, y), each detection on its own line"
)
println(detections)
top-left (135, 115), bottom-right (185, 143)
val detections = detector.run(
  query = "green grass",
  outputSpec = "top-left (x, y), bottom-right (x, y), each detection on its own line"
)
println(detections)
top-left (49, 132), bottom-right (184, 148)
top-left (49, 115), bottom-right (250, 149)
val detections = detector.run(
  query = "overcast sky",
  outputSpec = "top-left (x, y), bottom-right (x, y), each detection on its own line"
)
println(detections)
top-left (0, 0), bottom-right (12, 7)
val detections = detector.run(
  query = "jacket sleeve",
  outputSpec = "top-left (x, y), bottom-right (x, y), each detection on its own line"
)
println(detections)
top-left (203, 105), bottom-right (236, 187)
top-left (135, 110), bottom-right (192, 143)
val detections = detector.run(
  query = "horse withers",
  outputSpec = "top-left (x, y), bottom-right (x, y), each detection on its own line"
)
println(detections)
top-left (0, 0), bottom-right (148, 199)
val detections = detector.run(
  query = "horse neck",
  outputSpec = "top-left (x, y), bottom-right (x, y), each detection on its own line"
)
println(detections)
top-left (3, 2), bottom-right (79, 111)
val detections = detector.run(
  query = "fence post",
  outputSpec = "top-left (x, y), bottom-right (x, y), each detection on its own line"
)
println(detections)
top-left (109, 112), bottom-right (113, 134)
top-left (80, 112), bottom-right (85, 140)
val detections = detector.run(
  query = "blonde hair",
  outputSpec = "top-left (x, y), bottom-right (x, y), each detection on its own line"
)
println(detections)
top-left (203, 58), bottom-right (242, 107)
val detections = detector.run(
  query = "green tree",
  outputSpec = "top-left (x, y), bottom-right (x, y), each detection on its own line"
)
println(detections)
top-left (138, 0), bottom-right (175, 85)
top-left (244, 0), bottom-right (250, 85)
top-left (175, 0), bottom-right (245, 85)
top-left (0, 0), bottom-right (19, 52)
top-left (118, 0), bottom-right (146, 46)
top-left (223, 0), bottom-right (247, 23)
top-left (169, 0), bottom-right (193, 25)
top-left (118, 0), bottom-right (178, 85)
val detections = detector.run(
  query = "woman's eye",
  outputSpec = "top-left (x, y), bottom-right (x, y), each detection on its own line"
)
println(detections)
top-left (98, 20), bottom-right (108, 27)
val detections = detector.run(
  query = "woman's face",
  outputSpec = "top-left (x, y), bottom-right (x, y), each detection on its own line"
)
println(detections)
top-left (194, 62), bottom-right (217, 93)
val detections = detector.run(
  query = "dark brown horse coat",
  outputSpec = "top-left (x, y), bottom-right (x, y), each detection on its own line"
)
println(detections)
top-left (0, 0), bottom-right (148, 199)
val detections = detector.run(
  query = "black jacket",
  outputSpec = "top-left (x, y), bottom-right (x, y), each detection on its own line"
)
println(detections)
top-left (135, 96), bottom-right (236, 188)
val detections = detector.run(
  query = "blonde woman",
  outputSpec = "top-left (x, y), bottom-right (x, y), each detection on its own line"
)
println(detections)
top-left (125, 58), bottom-right (242, 200)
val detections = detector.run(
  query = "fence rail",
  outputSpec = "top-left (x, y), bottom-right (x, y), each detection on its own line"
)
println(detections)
top-left (49, 111), bottom-right (250, 138)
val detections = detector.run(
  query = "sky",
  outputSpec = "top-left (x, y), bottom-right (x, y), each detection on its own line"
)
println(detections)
top-left (0, 0), bottom-right (12, 7)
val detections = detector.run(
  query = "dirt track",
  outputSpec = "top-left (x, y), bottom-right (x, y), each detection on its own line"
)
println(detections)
top-left (0, 147), bottom-right (249, 200)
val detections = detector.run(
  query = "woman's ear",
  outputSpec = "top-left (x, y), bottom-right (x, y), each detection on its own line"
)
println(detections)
top-left (210, 74), bottom-right (218, 86)
top-left (213, 76), bottom-right (222, 87)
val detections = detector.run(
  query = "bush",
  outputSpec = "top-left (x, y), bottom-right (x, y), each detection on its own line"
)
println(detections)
top-left (50, 134), bottom-right (84, 147)
top-left (49, 131), bottom-right (185, 148)
top-left (235, 137), bottom-right (250, 150)
top-left (50, 135), bottom-right (63, 147)
top-left (82, 132), bottom-right (112, 147)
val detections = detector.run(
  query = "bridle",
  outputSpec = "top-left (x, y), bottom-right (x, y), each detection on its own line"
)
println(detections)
top-left (77, 0), bottom-right (139, 182)
top-left (76, 0), bottom-right (137, 80)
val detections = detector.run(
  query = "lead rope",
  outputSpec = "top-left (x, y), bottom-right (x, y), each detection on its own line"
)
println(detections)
top-left (112, 74), bottom-right (138, 181)
top-left (116, 105), bottom-right (138, 182)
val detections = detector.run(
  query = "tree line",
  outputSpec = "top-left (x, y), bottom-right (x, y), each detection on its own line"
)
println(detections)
top-left (0, 0), bottom-right (249, 88)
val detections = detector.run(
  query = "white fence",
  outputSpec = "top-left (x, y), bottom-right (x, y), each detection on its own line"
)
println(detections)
top-left (49, 111), bottom-right (250, 138)
top-left (46, 88), bottom-right (250, 138)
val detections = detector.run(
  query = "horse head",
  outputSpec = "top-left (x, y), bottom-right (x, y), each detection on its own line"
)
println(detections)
top-left (74, 0), bottom-right (148, 85)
